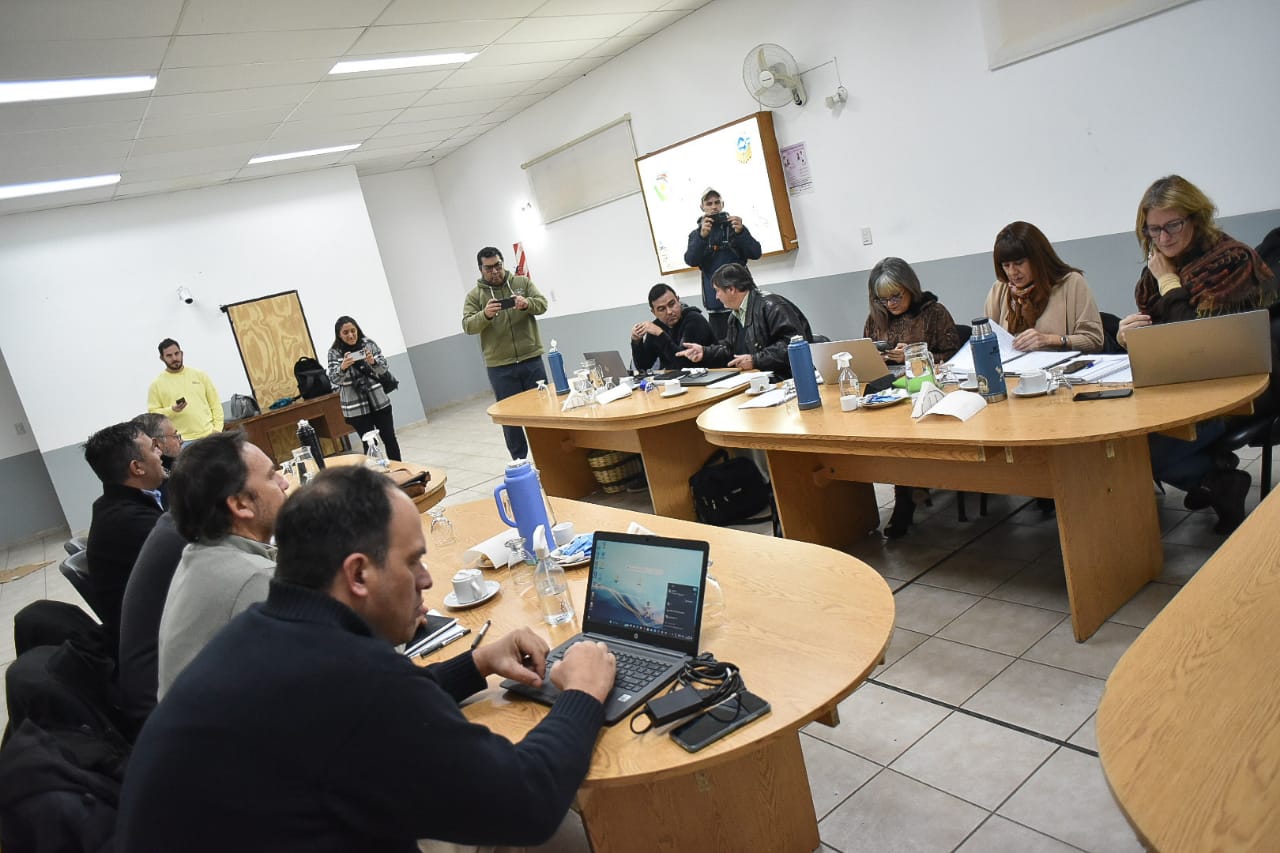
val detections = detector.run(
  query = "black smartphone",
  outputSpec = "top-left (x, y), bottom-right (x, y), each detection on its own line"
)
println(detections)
top-left (1073, 388), bottom-right (1133, 401)
top-left (670, 691), bottom-right (770, 753)
top-left (497, 296), bottom-right (517, 310)
top-left (175, 397), bottom-right (186, 406)
top-left (1060, 359), bottom-right (1094, 375)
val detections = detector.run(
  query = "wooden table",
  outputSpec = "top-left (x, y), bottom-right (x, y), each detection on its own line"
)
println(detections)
top-left (227, 393), bottom-right (349, 464)
top-left (698, 374), bottom-right (1267, 641)
top-left (486, 375), bottom-right (743, 520)
top-left (1096, 488), bottom-right (1280, 851)
top-left (286, 454), bottom-right (447, 514)
top-left (420, 496), bottom-right (895, 853)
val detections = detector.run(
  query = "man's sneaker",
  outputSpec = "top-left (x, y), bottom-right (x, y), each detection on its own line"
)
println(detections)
top-left (1206, 469), bottom-right (1251, 535)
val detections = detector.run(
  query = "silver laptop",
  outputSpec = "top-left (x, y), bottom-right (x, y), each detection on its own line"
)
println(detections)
top-left (583, 350), bottom-right (630, 383)
top-left (1127, 309), bottom-right (1272, 388)
top-left (811, 338), bottom-right (894, 385)
top-left (501, 530), bottom-right (709, 726)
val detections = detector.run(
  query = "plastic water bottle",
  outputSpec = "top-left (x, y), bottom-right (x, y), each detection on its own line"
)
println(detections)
top-left (532, 525), bottom-right (573, 625)
top-left (969, 317), bottom-right (1008, 402)
top-left (547, 339), bottom-right (570, 396)
top-left (362, 429), bottom-right (390, 469)
top-left (296, 419), bottom-right (326, 469)
top-left (787, 336), bottom-right (822, 410)
top-left (835, 351), bottom-right (860, 397)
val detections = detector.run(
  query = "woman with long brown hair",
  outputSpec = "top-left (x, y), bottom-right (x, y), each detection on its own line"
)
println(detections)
top-left (983, 222), bottom-right (1103, 353)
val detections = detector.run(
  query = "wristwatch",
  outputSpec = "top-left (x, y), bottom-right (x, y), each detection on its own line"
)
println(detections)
top-left (1060, 335), bottom-right (1068, 348)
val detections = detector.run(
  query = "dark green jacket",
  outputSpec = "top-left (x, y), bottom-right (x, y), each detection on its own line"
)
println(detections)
top-left (461, 273), bottom-right (549, 367)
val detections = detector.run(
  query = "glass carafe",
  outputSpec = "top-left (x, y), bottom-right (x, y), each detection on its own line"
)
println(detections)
top-left (902, 342), bottom-right (937, 388)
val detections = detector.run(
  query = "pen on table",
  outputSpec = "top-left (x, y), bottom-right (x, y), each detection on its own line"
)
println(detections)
top-left (417, 627), bottom-right (470, 658)
top-left (470, 620), bottom-right (492, 651)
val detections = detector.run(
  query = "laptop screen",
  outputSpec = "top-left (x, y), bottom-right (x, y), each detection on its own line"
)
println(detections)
top-left (583, 532), bottom-right (709, 654)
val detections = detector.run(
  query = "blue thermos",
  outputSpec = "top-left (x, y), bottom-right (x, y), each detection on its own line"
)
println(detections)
top-left (547, 339), bottom-right (569, 396)
top-left (969, 317), bottom-right (1007, 402)
top-left (787, 336), bottom-right (822, 410)
top-left (494, 460), bottom-right (552, 546)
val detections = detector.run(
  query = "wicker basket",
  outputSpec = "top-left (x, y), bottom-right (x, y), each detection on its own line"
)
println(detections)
top-left (587, 450), bottom-right (645, 494)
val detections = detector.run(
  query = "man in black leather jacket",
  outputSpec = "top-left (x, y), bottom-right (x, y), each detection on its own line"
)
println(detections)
top-left (676, 263), bottom-right (814, 379)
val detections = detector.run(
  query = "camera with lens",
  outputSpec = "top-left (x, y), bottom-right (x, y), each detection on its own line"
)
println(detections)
top-left (711, 211), bottom-right (730, 225)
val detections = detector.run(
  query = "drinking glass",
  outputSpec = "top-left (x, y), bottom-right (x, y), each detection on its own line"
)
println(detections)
top-left (703, 574), bottom-right (726, 625)
top-left (292, 447), bottom-right (316, 483)
top-left (427, 507), bottom-right (455, 546)
top-left (506, 537), bottom-right (535, 595)
top-left (903, 342), bottom-right (937, 386)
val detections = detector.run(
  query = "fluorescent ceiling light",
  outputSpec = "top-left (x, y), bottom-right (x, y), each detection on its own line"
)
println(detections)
top-left (0, 75), bottom-right (156, 104)
top-left (329, 53), bottom-right (478, 75)
top-left (248, 144), bottom-right (361, 165)
top-left (0, 173), bottom-right (120, 201)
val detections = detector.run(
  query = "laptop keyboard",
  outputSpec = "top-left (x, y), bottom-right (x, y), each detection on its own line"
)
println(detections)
top-left (548, 644), bottom-right (671, 693)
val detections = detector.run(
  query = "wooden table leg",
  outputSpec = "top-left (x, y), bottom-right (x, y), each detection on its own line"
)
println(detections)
top-left (576, 729), bottom-right (820, 853)
top-left (767, 451), bottom-right (880, 551)
top-left (525, 427), bottom-right (597, 499)
top-left (636, 418), bottom-right (717, 521)
top-left (1051, 437), bottom-right (1163, 641)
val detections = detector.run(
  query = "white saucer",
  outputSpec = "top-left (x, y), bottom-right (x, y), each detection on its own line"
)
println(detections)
top-left (959, 381), bottom-right (979, 392)
top-left (745, 385), bottom-right (774, 396)
top-left (1012, 386), bottom-right (1049, 398)
top-left (444, 579), bottom-right (500, 610)
top-left (661, 387), bottom-right (688, 398)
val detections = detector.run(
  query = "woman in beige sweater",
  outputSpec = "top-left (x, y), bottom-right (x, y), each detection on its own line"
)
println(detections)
top-left (983, 221), bottom-right (1104, 353)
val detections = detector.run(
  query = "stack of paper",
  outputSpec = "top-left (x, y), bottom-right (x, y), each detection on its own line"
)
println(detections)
top-left (1072, 355), bottom-right (1132, 384)
top-left (709, 372), bottom-right (755, 390)
top-left (946, 323), bottom-right (1020, 374)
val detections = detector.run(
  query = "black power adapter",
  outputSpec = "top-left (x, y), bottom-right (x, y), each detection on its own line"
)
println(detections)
top-left (643, 686), bottom-right (711, 727)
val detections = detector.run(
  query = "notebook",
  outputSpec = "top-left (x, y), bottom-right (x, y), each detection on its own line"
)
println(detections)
top-left (810, 338), bottom-right (895, 386)
top-left (582, 350), bottom-right (631, 383)
top-left (1126, 309), bottom-right (1272, 388)
top-left (501, 530), bottom-right (710, 725)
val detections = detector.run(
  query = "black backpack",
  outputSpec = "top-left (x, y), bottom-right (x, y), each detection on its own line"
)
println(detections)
top-left (293, 357), bottom-right (331, 400)
top-left (689, 449), bottom-right (774, 526)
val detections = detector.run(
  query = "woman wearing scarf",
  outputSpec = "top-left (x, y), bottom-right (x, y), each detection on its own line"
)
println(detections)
top-left (326, 315), bottom-right (401, 461)
top-left (1118, 175), bottom-right (1276, 533)
top-left (983, 222), bottom-right (1104, 353)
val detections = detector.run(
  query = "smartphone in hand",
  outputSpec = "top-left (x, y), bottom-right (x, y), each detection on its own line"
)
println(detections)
top-left (498, 296), bottom-right (517, 310)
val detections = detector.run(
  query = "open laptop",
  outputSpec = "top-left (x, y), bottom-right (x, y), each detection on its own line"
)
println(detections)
top-left (583, 350), bottom-right (631, 384)
top-left (1127, 309), bottom-right (1272, 388)
top-left (811, 338), bottom-right (895, 386)
top-left (501, 530), bottom-right (710, 725)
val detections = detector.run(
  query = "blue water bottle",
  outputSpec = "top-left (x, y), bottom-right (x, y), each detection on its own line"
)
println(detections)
top-left (787, 336), bottom-right (822, 410)
top-left (969, 317), bottom-right (1007, 402)
top-left (494, 460), bottom-right (552, 547)
top-left (547, 339), bottom-right (569, 396)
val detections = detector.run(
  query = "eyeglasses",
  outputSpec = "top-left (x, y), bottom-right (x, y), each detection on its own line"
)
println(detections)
top-left (876, 292), bottom-right (906, 306)
top-left (480, 261), bottom-right (503, 272)
top-left (1144, 218), bottom-right (1187, 239)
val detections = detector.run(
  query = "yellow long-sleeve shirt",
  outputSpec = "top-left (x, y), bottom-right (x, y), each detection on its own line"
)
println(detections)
top-left (147, 367), bottom-right (223, 440)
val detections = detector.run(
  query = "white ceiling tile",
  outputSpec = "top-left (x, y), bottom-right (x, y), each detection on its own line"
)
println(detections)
top-left (275, 112), bottom-right (402, 137)
top-left (358, 130), bottom-right (453, 150)
top-left (1, 98), bottom-right (150, 133)
top-left (235, 158), bottom-right (350, 180)
top-left (10, 140), bottom-right (135, 170)
top-left (343, 144), bottom-right (434, 162)
top-left (466, 39), bottom-right (604, 67)
top-left (619, 9), bottom-right (691, 36)
top-left (480, 106), bottom-right (525, 123)
top-left (254, 133), bottom-right (372, 157)
top-left (581, 33), bottom-right (648, 58)
top-left (533, 0), bottom-right (665, 14)
top-left (177, 0), bottom-right (390, 34)
top-left (438, 61), bottom-right (570, 87)
top-left (138, 106), bottom-right (295, 138)
top-left (125, 143), bottom-right (263, 174)
top-left (395, 98), bottom-right (507, 121)
top-left (129, 125), bottom-right (280, 158)
top-left (113, 170), bottom-right (239, 197)
top-left (0, 185), bottom-right (118, 217)
top-left (556, 56), bottom-right (611, 78)
top-left (0, 156), bottom-right (128, 185)
top-left (519, 74), bottom-right (580, 95)
top-left (0, 0), bottom-right (183, 41)
top-left (412, 84), bottom-right (525, 104)
top-left (497, 14), bottom-right (645, 43)
top-left (376, 0), bottom-right (541, 26)
top-left (0, 123), bottom-right (142, 153)
top-left (164, 30), bottom-right (362, 68)
top-left (154, 60), bottom-right (332, 96)
top-left (351, 21), bottom-right (513, 55)
top-left (288, 92), bottom-right (421, 119)
top-left (309, 70), bottom-right (451, 100)
top-left (0, 37), bottom-right (169, 79)
top-left (375, 116), bottom-right (472, 135)
top-left (660, 0), bottom-right (712, 9)
top-left (145, 85), bottom-right (314, 119)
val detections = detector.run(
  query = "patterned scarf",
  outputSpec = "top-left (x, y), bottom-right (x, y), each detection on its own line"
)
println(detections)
top-left (1136, 233), bottom-right (1276, 317)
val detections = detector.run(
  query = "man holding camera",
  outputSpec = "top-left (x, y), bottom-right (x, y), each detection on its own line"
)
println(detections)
top-left (684, 188), bottom-right (763, 339)
top-left (462, 247), bottom-right (549, 459)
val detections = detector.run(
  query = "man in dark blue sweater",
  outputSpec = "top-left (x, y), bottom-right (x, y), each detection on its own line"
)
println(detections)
top-left (684, 188), bottom-right (763, 338)
top-left (117, 466), bottom-right (616, 852)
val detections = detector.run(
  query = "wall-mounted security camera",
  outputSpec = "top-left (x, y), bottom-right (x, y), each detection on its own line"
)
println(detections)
top-left (177, 286), bottom-right (194, 305)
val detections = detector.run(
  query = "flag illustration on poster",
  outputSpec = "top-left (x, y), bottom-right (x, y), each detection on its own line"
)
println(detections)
top-left (512, 242), bottom-right (530, 277)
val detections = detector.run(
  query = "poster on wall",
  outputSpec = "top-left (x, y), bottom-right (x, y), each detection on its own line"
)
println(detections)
top-left (781, 142), bottom-right (813, 195)
top-left (635, 112), bottom-right (798, 275)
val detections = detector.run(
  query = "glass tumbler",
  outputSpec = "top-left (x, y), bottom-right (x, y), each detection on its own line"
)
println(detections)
top-left (506, 537), bottom-right (535, 595)
top-left (903, 342), bottom-right (937, 386)
top-left (427, 507), bottom-right (455, 546)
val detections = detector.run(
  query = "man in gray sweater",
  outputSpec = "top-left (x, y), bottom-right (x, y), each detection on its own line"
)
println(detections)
top-left (157, 431), bottom-right (287, 696)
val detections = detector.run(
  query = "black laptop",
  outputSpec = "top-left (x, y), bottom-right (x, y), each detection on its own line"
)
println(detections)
top-left (501, 530), bottom-right (710, 725)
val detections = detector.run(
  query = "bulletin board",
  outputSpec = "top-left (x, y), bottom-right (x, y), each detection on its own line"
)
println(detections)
top-left (222, 290), bottom-right (319, 406)
top-left (635, 111), bottom-right (798, 275)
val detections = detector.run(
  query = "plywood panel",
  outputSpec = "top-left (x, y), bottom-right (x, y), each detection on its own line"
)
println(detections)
top-left (224, 290), bottom-right (319, 406)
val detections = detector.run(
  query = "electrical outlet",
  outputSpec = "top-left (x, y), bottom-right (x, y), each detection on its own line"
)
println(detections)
top-left (14, 421), bottom-right (26, 436)
top-left (860, 227), bottom-right (873, 246)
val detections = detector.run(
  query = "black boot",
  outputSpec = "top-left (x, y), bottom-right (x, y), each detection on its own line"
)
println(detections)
top-left (1205, 469), bottom-right (1251, 535)
top-left (885, 485), bottom-right (915, 539)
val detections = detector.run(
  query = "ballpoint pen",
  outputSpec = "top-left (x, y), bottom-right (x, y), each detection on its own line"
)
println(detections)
top-left (417, 627), bottom-right (471, 658)
top-left (470, 620), bottom-right (492, 651)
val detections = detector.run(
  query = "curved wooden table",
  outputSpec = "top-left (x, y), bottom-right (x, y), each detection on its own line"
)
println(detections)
top-left (1097, 488), bottom-right (1280, 851)
top-left (420, 496), bottom-right (895, 853)
top-left (487, 374), bottom-right (742, 520)
top-left (698, 374), bottom-right (1267, 640)
top-left (286, 454), bottom-right (447, 513)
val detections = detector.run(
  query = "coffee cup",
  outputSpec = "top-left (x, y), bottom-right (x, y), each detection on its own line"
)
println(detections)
top-left (748, 373), bottom-right (770, 393)
top-left (1019, 370), bottom-right (1050, 394)
top-left (451, 568), bottom-right (486, 604)
top-left (662, 379), bottom-right (682, 396)
top-left (552, 521), bottom-right (575, 547)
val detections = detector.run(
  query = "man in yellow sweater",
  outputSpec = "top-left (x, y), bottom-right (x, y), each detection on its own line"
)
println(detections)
top-left (147, 339), bottom-right (223, 441)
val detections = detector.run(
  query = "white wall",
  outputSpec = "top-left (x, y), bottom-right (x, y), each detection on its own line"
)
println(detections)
top-left (0, 167), bottom-right (404, 452)
top-left (0, 351), bottom-right (37, 460)
top-left (369, 0), bottom-right (1278, 345)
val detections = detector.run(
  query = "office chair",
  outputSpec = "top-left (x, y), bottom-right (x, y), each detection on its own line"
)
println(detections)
top-left (59, 550), bottom-right (105, 622)
top-left (62, 536), bottom-right (87, 556)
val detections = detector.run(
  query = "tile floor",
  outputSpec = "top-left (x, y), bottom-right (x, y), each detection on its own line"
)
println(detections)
top-left (2, 392), bottom-right (1268, 853)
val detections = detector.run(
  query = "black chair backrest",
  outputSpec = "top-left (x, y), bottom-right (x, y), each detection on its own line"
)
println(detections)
top-left (1100, 312), bottom-right (1124, 354)
top-left (59, 551), bottom-right (103, 621)
top-left (954, 324), bottom-right (972, 349)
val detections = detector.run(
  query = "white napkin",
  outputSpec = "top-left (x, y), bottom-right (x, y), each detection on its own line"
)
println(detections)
top-left (738, 387), bottom-right (790, 408)
top-left (595, 384), bottom-right (633, 405)
top-left (911, 381), bottom-right (946, 419)
top-left (918, 388), bottom-right (987, 422)
top-left (709, 372), bottom-right (755, 390)
top-left (461, 529), bottom-right (519, 568)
